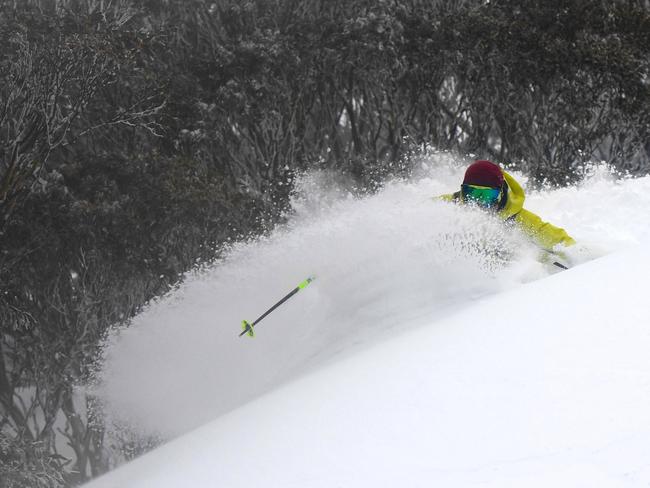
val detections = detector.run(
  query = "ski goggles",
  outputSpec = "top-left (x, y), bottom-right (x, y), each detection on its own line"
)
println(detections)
top-left (461, 184), bottom-right (502, 208)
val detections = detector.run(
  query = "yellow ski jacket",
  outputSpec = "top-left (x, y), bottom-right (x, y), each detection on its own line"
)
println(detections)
top-left (440, 171), bottom-right (575, 250)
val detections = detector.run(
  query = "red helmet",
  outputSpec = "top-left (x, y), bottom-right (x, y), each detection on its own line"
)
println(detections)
top-left (462, 160), bottom-right (504, 188)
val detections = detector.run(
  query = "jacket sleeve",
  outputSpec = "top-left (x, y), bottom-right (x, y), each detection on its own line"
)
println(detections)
top-left (514, 208), bottom-right (576, 250)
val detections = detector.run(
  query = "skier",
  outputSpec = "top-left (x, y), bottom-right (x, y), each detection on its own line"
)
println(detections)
top-left (440, 160), bottom-right (575, 252)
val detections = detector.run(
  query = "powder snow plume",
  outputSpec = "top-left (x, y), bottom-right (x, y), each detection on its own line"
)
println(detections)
top-left (95, 153), bottom-right (650, 438)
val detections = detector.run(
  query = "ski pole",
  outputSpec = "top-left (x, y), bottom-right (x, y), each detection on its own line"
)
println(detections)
top-left (541, 249), bottom-right (570, 270)
top-left (240, 276), bottom-right (315, 338)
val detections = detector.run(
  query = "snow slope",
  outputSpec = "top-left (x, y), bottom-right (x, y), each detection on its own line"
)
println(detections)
top-left (90, 158), bottom-right (650, 486)
top-left (88, 242), bottom-right (650, 487)
top-left (97, 160), bottom-right (648, 437)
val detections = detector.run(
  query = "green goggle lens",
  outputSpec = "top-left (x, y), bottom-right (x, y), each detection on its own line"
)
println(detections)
top-left (461, 184), bottom-right (502, 207)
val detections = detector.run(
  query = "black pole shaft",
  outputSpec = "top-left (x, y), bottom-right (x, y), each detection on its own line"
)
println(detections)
top-left (239, 286), bottom-right (301, 337)
top-left (251, 286), bottom-right (301, 327)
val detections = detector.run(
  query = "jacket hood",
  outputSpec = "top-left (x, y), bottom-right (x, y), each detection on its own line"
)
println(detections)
top-left (500, 171), bottom-right (525, 218)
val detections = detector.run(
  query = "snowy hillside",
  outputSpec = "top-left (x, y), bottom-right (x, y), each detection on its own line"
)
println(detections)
top-left (88, 159), bottom-right (650, 486)
top-left (88, 242), bottom-right (650, 487)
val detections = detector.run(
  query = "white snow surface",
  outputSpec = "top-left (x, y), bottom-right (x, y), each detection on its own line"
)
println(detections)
top-left (90, 157), bottom-right (650, 487)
